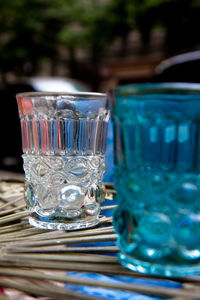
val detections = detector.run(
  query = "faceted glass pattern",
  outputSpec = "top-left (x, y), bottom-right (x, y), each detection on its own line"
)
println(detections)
top-left (16, 92), bottom-right (109, 230)
top-left (110, 83), bottom-right (200, 277)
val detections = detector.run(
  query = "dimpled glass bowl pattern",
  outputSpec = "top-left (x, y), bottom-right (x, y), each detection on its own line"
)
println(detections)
top-left (16, 92), bottom-right (109, 230)
top-left (110, 83), bottom-right (200, 277)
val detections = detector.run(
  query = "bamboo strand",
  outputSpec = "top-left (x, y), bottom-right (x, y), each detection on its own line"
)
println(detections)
top-left (0, 277), bottom-right (96, 300)
top-left (0, 204), bottom-right (26, 217)
top-left (0, 222), bottom-right (30, 234)
top-left (0, 178), bottom-right (24, 183)
top-left (0, 193), bottom-right (23, 200)
top-left (0, 198), bottom-right (8, 205)
top-left (0, 268), bottom-right (199, 299)
top-left (4, 254), bottom-right (195, 288)
top-left (0, 227), bottom-right (115, 243)
top-left (0, 196), bottom-right (23, 209)
top-left (24, 225), bottom-right (115, 241)
top-left (10, 245), bottom-right (119, 254)
top-left (0, 260), bottom-right (131, 275)
top-left (105, 188), bottom-right (115, 194)
top-left (4, 253), bottom-right (118, 263)
top-left (0, 227), bottom-right (46, 239)
top-left (4, 233), bottom-right (117, 248)
top-left (0, 211), bottom-right (29, 225)
top-left (99, 216), bottom-right (112, 224)
top-left (101, 205), bottom-right (117, 210)
top-left (3, 181), bottom-right (200, 299)
top-left (176, 277), bottom-right (200, 283)
top-left (29, 277), bottom-right (98, 300)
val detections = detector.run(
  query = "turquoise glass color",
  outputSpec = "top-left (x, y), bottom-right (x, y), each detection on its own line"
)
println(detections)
top-left (110, 83), bottom-right (200, 277)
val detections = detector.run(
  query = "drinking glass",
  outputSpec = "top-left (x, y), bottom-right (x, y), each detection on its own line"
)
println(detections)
top-left (109, 83), bottom-right (200, 277)
top-left (16, 92), bottom-right (109, 230)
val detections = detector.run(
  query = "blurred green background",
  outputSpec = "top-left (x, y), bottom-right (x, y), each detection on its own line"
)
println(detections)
top-left (1, 0), bottom-right (200, 91)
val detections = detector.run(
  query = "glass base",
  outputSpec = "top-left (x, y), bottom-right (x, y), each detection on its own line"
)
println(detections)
top-left (119, 252), bottom-right (200, 278)
top-left (29, 216), bottom-right (99, 231)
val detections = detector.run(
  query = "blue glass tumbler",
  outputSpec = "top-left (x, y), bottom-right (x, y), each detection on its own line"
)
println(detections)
top-left (109, 83), bottom-right (200, 277)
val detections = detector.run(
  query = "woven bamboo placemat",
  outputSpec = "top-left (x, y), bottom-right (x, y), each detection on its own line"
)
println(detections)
top-left (0, 178), bottom-right (200, 299)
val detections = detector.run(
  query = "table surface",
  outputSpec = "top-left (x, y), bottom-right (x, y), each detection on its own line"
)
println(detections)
top-left (0, 174), bottom-right (199, 300)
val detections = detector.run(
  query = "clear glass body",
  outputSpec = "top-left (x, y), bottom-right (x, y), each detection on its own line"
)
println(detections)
top-left (16, 92), bottom-right (109, 230)
top-left (110, 83), bottom-right (200, 277)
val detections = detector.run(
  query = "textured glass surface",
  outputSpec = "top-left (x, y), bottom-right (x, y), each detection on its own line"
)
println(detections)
top-left (110, 83), bottom-right (200, 277)
top-left (16, 92), bottom-right (109, 230)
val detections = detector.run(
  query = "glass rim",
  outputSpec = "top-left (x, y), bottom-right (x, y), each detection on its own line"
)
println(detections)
top-left (111, 82), bottom-right (200, 96)
top-left (16, 91), bottom-right (106, 99)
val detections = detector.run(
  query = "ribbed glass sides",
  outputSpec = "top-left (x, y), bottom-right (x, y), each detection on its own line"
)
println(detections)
top-left (114, 113), bottom-right (200, 172)
top-left (20, 118), bottom-right (108, 156)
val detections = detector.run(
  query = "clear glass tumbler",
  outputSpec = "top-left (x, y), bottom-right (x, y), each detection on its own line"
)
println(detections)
top-left (16, 92), bottom-right (109, 230)
top-left (109, 83), bottom-right (200, 277)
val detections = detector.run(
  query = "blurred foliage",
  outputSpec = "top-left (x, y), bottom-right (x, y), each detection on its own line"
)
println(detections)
top-left (0, 0), bottom-right (64, 75)
top-left (132, 0), bottom-right (200, 51)
top-left (0, 0), bottom-right (200, 79)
